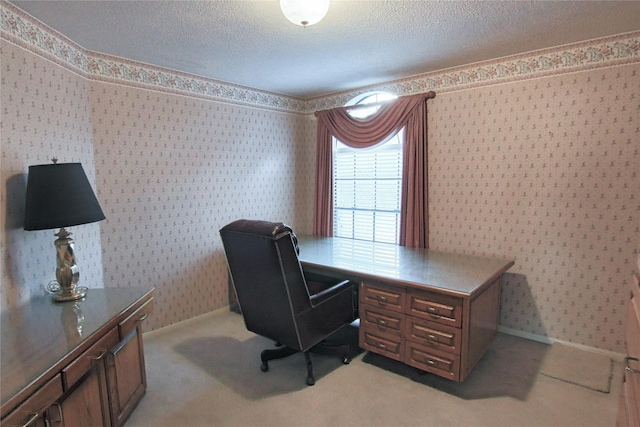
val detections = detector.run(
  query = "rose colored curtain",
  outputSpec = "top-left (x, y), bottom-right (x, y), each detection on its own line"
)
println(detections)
top-left (313, 91), bottom-right (435, 248)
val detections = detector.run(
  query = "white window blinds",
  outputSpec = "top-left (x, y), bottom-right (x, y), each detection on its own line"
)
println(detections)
top-left (333, 130), bottom-right (404, 244)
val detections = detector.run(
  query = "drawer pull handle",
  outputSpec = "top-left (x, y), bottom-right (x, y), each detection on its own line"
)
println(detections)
top-left (138, 313), bottom-right (149, 322)
top-left (427, 307), bottom-right (441, 318)
top-left (376, 295), bottom-right (388, 302)
top-left (21, 413), bottom-right (40, 427)
top-left (48, 403), bottom-right (63, 424)
top-left (92, 349), bottom-right (107, 361)
top-left (427, 334), bottom-right (436, 340)
top-left (377, 342), bottom-right (386, 349)
top-left (625, 356), bottom-right (640, 374)
top-left (426, 359), bottom-right (436, 366)
top-left (377, 319), bottom-right (387, 326)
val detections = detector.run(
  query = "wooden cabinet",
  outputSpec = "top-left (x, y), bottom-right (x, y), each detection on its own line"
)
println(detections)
top-left (359, 276), bottom-right (502, 382)
top-left (56, 327), bottom-right (119, 427)
top-left (618, 273), bottom-right (640, 427)
top-left (108, 297), bottom-right (154, 427)
top-left (1, 287), bottom-right (154, 427)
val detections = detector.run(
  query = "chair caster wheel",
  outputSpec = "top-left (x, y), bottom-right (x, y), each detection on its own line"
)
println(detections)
top-left (261, 362), bottom-right (269, 372)
top-left (342, 356), bottom-right (351, 364)
top-left (306, 376), bottom-right (315, 386)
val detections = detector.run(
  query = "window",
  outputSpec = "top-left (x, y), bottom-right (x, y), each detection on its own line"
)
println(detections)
top-left (333, 92), bottom-right (402, 244)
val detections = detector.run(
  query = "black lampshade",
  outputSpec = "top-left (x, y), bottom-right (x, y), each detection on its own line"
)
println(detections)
top-left (24, 163), bottom-right (106, 231)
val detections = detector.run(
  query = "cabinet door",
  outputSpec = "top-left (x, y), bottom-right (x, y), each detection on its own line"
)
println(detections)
top-left (46, 366), bottom-right (108, 427)
top-left (107, 296), bottom-right (153, 427)
top-left (55, 327), bottom-right (118, 427)
top-left (107, 328), bottom-right (146, 427)
top-left (621, 274), bottom-right (640, 427)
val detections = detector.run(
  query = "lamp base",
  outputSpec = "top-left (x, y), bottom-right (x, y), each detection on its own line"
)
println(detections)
top-left (53, 286), bottom-right (88, 302)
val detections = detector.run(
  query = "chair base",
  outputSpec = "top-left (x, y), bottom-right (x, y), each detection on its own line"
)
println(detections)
top-left (260, 340), bottom-right (351, 386)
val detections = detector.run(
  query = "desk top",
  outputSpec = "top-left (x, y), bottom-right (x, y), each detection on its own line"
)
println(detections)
top-left (1, 286), bottom-right (154, 410)
top-left (297, 236), bottom-right (514, 296)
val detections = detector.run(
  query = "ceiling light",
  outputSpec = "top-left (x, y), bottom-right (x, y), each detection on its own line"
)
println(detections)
top-left (280, 0), bottom-right (330, 27)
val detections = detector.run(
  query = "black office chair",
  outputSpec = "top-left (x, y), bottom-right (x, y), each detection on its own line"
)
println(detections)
top-left (219, 219), bottom-right (358, 385)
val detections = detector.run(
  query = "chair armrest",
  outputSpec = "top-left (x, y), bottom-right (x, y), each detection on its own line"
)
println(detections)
top-left (307, 278), bottom-right (353, 306)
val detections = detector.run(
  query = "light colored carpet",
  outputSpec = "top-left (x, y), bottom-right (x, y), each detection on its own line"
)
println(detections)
top-left (127, 310), bottom-right (623, 427)
top-left (539, 343), bottom-right (614, 393)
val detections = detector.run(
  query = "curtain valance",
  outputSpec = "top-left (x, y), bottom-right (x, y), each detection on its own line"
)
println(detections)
top-left (315, 92), bottom-right (435, 148)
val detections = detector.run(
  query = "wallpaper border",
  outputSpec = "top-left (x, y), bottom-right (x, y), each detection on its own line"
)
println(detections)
top-left (0, 0), bottom-right (307, 114)
top-left (309, 31), bottom-right (640, 111)
top-left (1, 0), bottom-right (639, 115)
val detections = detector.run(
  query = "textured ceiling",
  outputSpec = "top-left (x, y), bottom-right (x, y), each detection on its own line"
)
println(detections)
top-left (9, 0), bottom-right (640, 99)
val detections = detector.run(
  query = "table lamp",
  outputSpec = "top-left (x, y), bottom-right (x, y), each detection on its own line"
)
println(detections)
top-left (24, 159), bottom-right (106, 302)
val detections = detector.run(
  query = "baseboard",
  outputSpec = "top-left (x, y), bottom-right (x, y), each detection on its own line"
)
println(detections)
top-left (143, 312), bottom-right (625, 362)
top-left (498, 325), bottom-right (625, 362)
top-left (143, 305), bottom-right (233, 339)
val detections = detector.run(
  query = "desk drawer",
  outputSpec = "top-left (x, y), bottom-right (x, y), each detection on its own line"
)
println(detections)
top-left (119, 297), bottom-right (154, 339)
top-left (360, 330), bottom-right (403, 362)
top-left (2, 374), bottom-right (63, 426)
top-left (361, 283), bottom-right (405, 313)
top-left (62, 327), bottom-right (119, 390)
top-left (360, 303), bottom-right (404, 337)
top-left (405, 316), bottom-right (461, 354)
top-left (405, 341), bottom-right (460, 381)
top-left (408, 289), bottom-right (462, 328)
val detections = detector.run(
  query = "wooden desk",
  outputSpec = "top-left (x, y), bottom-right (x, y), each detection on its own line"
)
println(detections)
top-left (1, 287), bottom-right (154, 427)
top-left (617, 274), bottom-right (640, 427)
top-left (297, 236), bottom-right (514, 382)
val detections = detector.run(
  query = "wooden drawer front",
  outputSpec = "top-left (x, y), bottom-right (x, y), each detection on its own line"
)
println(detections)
top-left (405, 317), bottom-right (461, 355)
top-left (360, 330), bottom-right (403, 362)
top-left (2, 374), bottom-right (63, 427)
top-left (62, 327), bottom-right (119, 390)
top-left (628, 275), bottom-right (640, 357)
top-left (119, 297), bottom-right (154, 339)
top-left (360, 303), bottom-right (404, 336)
top-left (404, 341), bottom-right (460, 381)
top-left (360, 283), bottom-right (405, 313)
top-left (408, 289), bottom-right (462, 328)
top-left (622, 369), bottom-right (640, 427)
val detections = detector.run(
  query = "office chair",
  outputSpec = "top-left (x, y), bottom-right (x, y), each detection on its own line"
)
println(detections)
top-left (219, 219), bottom-right (358, 385)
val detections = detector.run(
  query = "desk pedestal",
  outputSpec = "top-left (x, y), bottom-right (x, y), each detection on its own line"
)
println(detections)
top-left (359, 277), bottom-right (501, 382)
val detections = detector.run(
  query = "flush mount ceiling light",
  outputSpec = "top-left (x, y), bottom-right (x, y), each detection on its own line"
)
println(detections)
top-left (280, 0), bottom-right (330, 26)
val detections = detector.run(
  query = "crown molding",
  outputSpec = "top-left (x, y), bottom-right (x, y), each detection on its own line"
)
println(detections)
top-left (2, 1), bottom-right (638, 115)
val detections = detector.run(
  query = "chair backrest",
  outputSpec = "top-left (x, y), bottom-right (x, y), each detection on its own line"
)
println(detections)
top-left (219, 219), bottom-right (311, 350)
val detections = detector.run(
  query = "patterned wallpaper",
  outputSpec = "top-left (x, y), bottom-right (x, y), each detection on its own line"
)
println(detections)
top-left (0, 1), bottom-right (307, 114)
top-left (1, 42), bottom-right (105, 311)
top-left (0, 40), bottom-right (317, 327)
top-left (428, 66), bottom-right (639, 351)
top-left (89, 85), bottom-right (315, 327)
top-left (1, 1), bottom-right (638, 351)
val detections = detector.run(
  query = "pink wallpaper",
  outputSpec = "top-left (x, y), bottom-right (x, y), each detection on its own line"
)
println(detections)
top-left (1, 42), bottom-right (104, 310)
top-left (89, 85), bottom-right (315, 327)
top-left (428, 67), bottom-right (639, 351)
top-left (1, 1), bottom-right (638, 352)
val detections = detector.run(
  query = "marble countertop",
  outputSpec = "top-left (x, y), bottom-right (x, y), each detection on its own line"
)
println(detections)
top-left (1, 286), bottom-right (154, 408)
top-left (297, 235), bottom-right (515, 296)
